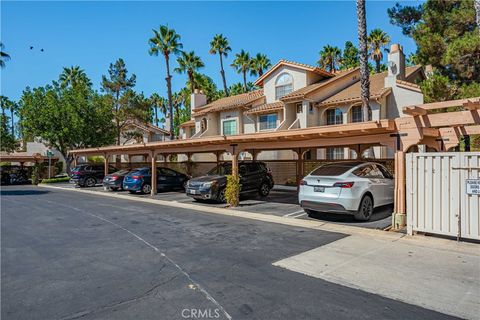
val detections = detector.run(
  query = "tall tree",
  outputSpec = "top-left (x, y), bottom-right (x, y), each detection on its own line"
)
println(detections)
top-left (231, 50), bottom-right (251, 92)
top-left (341, 41), bottom-right (360, 70)
top-left (368, 29), bottom-right (391, 73)
top-left (209, 34), bottom-right (231, 96)
top-left (101, 58), bottom-right (139, 146)
top-left (174, 51), bottom-right (205, 93)
top-left (148, 25), bottom-right (183, 140)
top-left (59, 66), bottom-right (92, 88)
top-left (250, 53), bottom-right (272, 77)
top-left (149, 93), bottom-right (167, 127)
top-left (0, 42), bottom-right (10, 68)
top-left (318, 45), bottom-right (342, 72)
top-left (0, 112), bottom-right (16, 153)
top-left (9, 100), bottom-right (18, 137)
top-left (19, 81), bottom-right (115, 173)
top-left (357, 0), bottom-right (370, 122)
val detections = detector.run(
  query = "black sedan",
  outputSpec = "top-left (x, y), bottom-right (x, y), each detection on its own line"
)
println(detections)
top-left (103, 169), bottom-right (131, 191)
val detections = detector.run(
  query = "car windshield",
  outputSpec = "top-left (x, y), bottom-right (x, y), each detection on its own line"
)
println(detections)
top-left (311, 162), bottom-right (363, 176)
top-left (207, 165), bottom-right (232, 176)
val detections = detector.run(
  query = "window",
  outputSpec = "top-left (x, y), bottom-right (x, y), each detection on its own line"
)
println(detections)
top-left (259, 113), bottom-right (277, 131)
top-left (296, 103), bottom-right (303, 114)
top-left (275, 73), bottom-right (293, 99)
top-left (159, 168), bottom-right (177, 176)
top-left (311, 162), bottom-right (363, 176)
top-left (326, 147), bottom-right (344, 160)
top-left (351, 105), bottom-right (372, 123)
top-left (353, 164), bottom-right (383, 178)
top-left (326, 108), bottom-right (343, 125)
top-left (309, 103), bottom-right (314, 114)
top-left (189, 127), bottom-right (196, 137)
top-left (201, 118), bottom-right (207, 133)
top-left (377, 164), bottom-right (393, 179)
top-left (222, 119), bottom-right (237, 136)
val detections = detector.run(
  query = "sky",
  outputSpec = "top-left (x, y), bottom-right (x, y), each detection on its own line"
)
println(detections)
top-left (1, 1), bottom-right (423, 103)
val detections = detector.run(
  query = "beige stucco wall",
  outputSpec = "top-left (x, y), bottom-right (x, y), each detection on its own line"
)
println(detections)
top-left (386, 86), bottom-right (424, 119)
top-left (263, 66), bottom-right (308, 104)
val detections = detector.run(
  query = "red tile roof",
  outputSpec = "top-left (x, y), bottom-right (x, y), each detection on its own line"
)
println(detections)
top-left (193, 89), bottom-right (265, 116)
top-left (244, 102), bottom-right (284, 115)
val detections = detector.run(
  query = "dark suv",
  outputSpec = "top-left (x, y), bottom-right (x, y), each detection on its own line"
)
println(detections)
top-left (70, 164), bottom-right (117, 187)
top-left (186, 161), bottom-right (274, 202)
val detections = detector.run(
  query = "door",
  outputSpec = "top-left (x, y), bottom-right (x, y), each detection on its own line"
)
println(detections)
top-left (238, 164), bottom-right (252, 192)
top-left (360, 164), bottom-right (386, 206)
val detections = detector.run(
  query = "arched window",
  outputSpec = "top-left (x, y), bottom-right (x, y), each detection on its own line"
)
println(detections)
top-left (325, 108), bottom-right (343, 125)
top-left (351, 105), bottom-right (372, 123)
top-left (201, 118), bottom-right (207, 133)
top-left (275, 73), bottom-right (293, 99)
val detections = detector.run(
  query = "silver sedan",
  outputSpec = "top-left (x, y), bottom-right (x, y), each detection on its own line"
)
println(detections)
top-left (298, 161), bottom-right (394, 221)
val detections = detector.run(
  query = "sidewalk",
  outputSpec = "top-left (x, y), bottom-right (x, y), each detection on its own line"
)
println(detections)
top-left (273, 234), bottom-right (480, 320)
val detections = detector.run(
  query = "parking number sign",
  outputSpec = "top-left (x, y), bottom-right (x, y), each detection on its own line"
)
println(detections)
top-left (466, 179), bottom-right (480, 195)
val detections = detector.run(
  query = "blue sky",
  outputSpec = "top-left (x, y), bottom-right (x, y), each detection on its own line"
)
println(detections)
top-left (1, 1), bottom-right (422, 102)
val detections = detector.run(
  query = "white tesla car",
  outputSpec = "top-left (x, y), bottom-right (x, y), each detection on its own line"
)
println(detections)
top-left (298, 161), bottom-right (394, 221)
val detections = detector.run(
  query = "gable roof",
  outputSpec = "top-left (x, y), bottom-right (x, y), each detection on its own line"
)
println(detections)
top-left (244, 102), bottom-right (284, 115)
top-left (280, 68), bottom-right (360, 102)
top-left (193, 89), bottom-right (264, 116)
top-left (124, 120), bottom-right (170, 135)
top-left (316, 66), bottom-right (423, 107)
top-left (254, 60), bottom-right (334, 86)
top-left (179, 119), bottom-right (195, 127)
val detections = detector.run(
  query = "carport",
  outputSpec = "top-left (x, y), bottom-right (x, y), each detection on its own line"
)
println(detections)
top-left (69, 97), bottom-right (480, 229)
top-left (0, 153), bottom-right (59, 178)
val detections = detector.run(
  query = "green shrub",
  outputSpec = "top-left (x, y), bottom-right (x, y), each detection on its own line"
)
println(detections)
top-left (225, 174), bottom-right (240, 207)
top-left (40, 176), bottom-right (70, 184)
top-left (55, 161), bottom-right (64, 174)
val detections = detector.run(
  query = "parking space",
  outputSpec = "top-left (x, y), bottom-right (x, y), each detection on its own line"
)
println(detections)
top-left (55, 182), bottom-right (392, 230)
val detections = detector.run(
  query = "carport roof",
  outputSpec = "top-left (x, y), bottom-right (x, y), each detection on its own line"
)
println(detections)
top-left (70, 120), bottom-right (397, 156)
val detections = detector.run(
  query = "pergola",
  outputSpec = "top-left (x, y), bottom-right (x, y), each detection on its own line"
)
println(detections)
top-left (70, 97), bottom-right (480, 228)
top-left (0, 153), bottom-right (59, 178)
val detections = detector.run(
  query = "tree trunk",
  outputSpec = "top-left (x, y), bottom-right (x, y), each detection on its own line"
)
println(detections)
top-left (165, 53), bottom-right (174, 140)
top-left (375, 59), bottom-right (381, 74)
top-left (219, 54), bottom-right (229, 96)
top-left (357, 0), bottom-right (370, 121)
top-left (258, 69), bottom-right (263, 77)
top-left (242, 70), bottom-right (247, 93)
top-left (10, 107), bottom-right (14, 137)
top-left (188, 70), bottom-right (195, 93)
top-left (65, 153), bottom-right (73, 176)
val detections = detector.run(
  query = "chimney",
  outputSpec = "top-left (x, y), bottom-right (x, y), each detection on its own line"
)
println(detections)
top-left (385, 44), bottom-right (406, 88)
top-left (190, 89), bottom-right (207, 120)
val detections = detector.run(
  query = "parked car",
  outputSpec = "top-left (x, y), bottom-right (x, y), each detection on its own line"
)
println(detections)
top-left (186, 161), bottom-right (274, 202)
top-left (70, 164), bottom-right (117, 187)
top-left (298, 161), bottom-right (394, 221)
top-left (103, 169), bottom-right (131, 191)
top-left (123, 167), bottom-right (189, 194)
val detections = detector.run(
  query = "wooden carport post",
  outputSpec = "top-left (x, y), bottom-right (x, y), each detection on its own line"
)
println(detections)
top-left (103, 153), bottom-right (109, 176)
top-left (151, 150), bottom-right (157, 196)
top-left (230, 145), bottom-right (239, 178)
top-left (295, 148), bottom-right (305, 189)
top-left (392, 150), bottom-right (406, 229)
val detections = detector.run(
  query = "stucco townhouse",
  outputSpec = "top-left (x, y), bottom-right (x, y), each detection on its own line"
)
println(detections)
top-left (179, 44), bottom-right (425, 161)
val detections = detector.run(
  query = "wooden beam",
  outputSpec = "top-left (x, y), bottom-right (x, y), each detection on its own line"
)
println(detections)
top-left (404, 97), bottom-right (480, 111)
top-left (464, 99), bottom-right (480, 111)
top-left (422, 128), bottom-right (439, 137)
top-left (402, 106), bottom-right (427, 116)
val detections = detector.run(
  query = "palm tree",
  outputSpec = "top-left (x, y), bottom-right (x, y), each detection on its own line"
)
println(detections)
top-left (174, 51), bottom-right (205, 93)
top-left (209, 34), bottom-right (231, 96)
top-left (231, 50), bottom-right (251, 93)
top-left (148, 25), bottom-right (183, 140)
top-left (250, 53), bottom-right (272, 77)
top-left (0, 43), bottom-right (10, 68)
top-left (149, 93), bottom-right (167, 127)
top-left (59, 66), bottom-right (91, 87)
top-left (318, 45), bottom-right (342, 72)
top-left (368, 28), bottom-right (391, 73)
top-left (357, 0), bottom-right (370, 121)
top-left (9, 101), bottom-right (18, 137)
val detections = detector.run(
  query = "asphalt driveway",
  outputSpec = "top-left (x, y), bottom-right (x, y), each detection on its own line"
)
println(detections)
top-left (54, 183), bottom-right (393, 230)
top-left (1, 185), bottom-right (455, 320)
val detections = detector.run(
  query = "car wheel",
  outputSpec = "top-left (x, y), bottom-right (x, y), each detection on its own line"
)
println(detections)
top-left (304, 209), bottom-right (316, 216)
top-left (141, 183), bottom-right (152, 194)
top-left (354, 195), bottom-right (373, 221)
top-left (258, 182), bottom-right (270, 197)
top-left (110, 187), bottom-right (119, 191)
top-left (85, 177), bottom-right (96, 187)
top-left (182, 180), bottom-right (187, 191)
top-left (217, 188), bottom-right (226, 203)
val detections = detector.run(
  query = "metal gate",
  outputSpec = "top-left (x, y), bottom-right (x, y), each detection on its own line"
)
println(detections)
top-left (406, 152), bottom-right (480, 240)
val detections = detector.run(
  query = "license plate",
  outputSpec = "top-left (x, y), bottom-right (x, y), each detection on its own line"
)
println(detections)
top-left (314, 186), bottom-right (325, 192)
top-left (188, 189), bottom-right (198, 195)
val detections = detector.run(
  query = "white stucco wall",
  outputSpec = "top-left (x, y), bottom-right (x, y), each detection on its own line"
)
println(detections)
top-left (386, 86), bottom-right (424, 119)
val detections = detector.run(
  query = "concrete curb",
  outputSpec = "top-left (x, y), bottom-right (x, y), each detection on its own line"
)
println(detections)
top-left (37, 184), bottom-right (479, 252)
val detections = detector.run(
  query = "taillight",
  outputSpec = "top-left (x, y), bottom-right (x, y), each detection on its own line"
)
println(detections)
top-left (110, 176), bottom-right (118, 181)
top-left (71, 171), bottom-right (80, 175)
top-left (333, 182), bottom-right (354, 188)
top-left (131, 175), bottom-right (141, 180)
top-left (299, 180), bottom-right (308, 186)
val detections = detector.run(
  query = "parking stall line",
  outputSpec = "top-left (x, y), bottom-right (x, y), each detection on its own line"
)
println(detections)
top-left (283, 210), bottom-right (305, 217)
top-left (290, 212), bottom-right (307, 219)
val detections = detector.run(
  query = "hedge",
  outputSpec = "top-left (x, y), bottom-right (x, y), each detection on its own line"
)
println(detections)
top-left (40, 177), bottom-right (70, 184)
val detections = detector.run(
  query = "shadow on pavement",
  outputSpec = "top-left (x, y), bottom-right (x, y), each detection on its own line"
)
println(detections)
top-left (1, 189), bottom-right (51, 196)
top-left (307, 204), bottom-right (394, 223)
